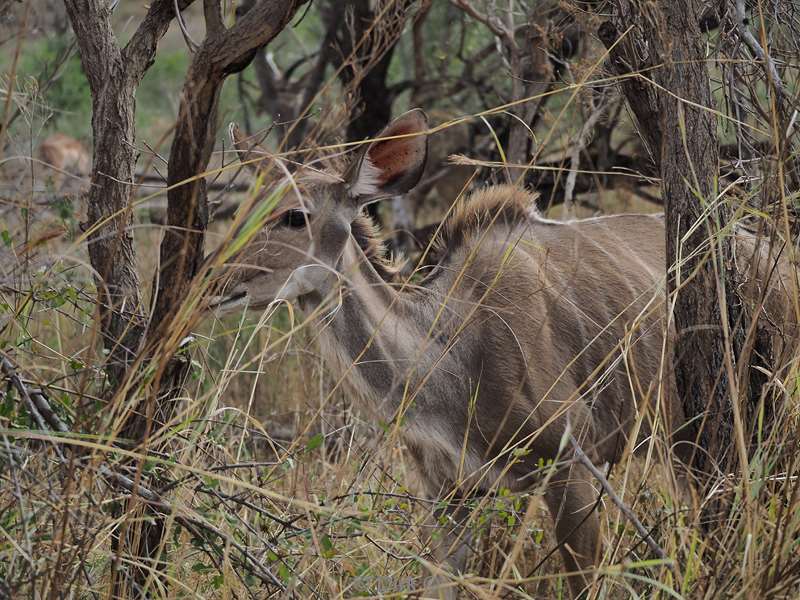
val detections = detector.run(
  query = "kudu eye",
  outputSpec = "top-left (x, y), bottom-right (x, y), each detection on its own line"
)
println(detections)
top-left (281, 209), bottom-right (309, 229)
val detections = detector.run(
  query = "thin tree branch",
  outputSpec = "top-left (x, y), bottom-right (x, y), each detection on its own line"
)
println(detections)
top-left (449, 0), bottom-right (511, 44)
top-left (569, 435), bottom-right (669, 562)
top-left (3, 353), bottom-right (287, 592)
top-left (172, 0), bottom-right (200, 52)
top-left (1, 354), bottom-right (69, 434)
top-left (732, 0), bottom-right (786, 107)
top-left (563, 99), bottom-right (607, 217)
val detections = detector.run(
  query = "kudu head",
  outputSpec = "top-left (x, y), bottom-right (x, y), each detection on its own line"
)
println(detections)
top-left (212, 109), bottom-right (429, 312)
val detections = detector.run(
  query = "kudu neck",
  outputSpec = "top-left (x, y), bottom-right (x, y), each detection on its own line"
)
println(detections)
top-left (320, 234), bottom-right (406, 316)
top-left (304, 234), bottom-right (443, 414)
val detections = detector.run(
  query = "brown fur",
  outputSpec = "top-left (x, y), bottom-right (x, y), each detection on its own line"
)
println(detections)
top-left (438, 184), bottom-right (535, 254)
top-left (350, 214), bottom-right (402, 281)
top-left (218, 112), bottom-right (799, 599)
top-left (351, 186), bottom-right (537, 282)
top-left (38, 133), bottom-right (91, 187)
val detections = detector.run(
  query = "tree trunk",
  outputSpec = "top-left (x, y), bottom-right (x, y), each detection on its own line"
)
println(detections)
top-left (85, 74), bottom-right (146, 387)
top-left (602, 1), bottom-right (745, 492)
top-left (117, 2), bottom-right (309, 596)
top-left (63, 2), bottom-right (204, 596)
top-left (658, 1), bottom-right (742, 483)
top-left (63, 5), bottom-right (144, 389)
top-left (65, 1), bottom-right (307, 596)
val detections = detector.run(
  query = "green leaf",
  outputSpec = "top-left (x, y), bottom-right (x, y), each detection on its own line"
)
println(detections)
top-left (306, 433), bottom-right (323, 452)
top-left (534, 529), bottom-right (544, 545)
top-left (320, 534), bottom-right (335, 558)
top-left (191, 562), bottom-right (212, 573)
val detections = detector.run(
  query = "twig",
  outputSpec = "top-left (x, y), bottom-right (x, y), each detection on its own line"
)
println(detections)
top-left (1, 354), bottom-right (70, 434)
top-left (3, 355), bottom-right (287, 593)
top-left (449, 0), bottom-right (512, 45)
top-left (194, 484), bottom-right (302, 531)
top-left (563, 100), bottom-right (607, 218)
top-left (102, 465), bottom-right (286, 591)
top-left (733, 0), bottom-right (785, 106)
top-left (1, 435), bottom-right (34, 573)
top-left (174, 0), bottom-right (199, 52)
top-left (569, 435), bottom-right (669, 562)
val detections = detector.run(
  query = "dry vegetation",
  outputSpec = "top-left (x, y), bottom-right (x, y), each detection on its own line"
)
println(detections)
top-left (1, 1), bottom-right (799, 599)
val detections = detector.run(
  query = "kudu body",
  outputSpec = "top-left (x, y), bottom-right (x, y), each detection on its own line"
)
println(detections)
top-left (38, 133), bottom-right (91, 191)
top-left (214, 110), bottom-right (797, 598)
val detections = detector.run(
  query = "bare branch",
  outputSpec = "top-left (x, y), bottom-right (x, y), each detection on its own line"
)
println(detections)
top-left (732, 0), bottom-right (786, 108)
top-left (449, 0), bottom-right (511, 44)
top-left (569, 436), bottom-right (669, 562)
top-left (563, 97), bottom-right (607, 217)
top-left (151, 0), bottom-right (309, 336)
top-left (1, 354), bottom-right (70, 434)
top-left (62, 1), bottom-right (121, 92)
top-left (3, 359), bottom-right (286, 592)
top-left (172, 0), bottom-right (200, 52)
top-left (124, 0), bottom-right (197, 71)
top-left (203, 0), bottom-right (226, 38)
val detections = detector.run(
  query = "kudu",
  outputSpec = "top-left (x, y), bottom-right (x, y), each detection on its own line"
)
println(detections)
top-left (37, 133), bottom-right (91, 192)
top-left (212, 110), bottom-right (797, 598)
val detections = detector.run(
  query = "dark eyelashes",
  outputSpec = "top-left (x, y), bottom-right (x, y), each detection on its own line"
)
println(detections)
top-left (281, 209), bottom-right (309, 229)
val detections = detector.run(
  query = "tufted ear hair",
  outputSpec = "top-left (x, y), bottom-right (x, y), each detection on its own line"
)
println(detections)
top-left (229, 123), bottom-right (273, 175)
top-left (347, 109), bottom-right (428, 202)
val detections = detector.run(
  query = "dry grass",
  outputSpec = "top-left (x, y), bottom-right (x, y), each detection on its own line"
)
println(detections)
top-left (2, 1), bottom-right (800, 598)
top-left (1, 149), bottom-right (799, 598)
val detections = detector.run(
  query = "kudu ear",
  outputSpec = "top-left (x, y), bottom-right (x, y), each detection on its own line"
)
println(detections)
top-left (347, 109), bottom-right (428, 201)
top-left (228, 123), bottom-right (272, 174)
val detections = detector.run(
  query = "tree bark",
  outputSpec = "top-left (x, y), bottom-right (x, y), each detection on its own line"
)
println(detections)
top-left (603, 1), bottom-right (745, 490)
top-left (114, 2), bottom-right (308, 596)
top-left (598, 9), bottom-right (663, 161)
top-left (152, 1), bottom-right (305, 331)
top-left (63, 0), bottom-right (198, 391)
top-left (658, 1), bottom-right (742, 483)
top-left (63, 1), bottom-right (200, 596)
top-left (66, 1), bottom-right (306, 596)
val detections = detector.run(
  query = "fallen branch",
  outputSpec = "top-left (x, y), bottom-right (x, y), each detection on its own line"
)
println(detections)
top-left (569, 434), bottom-right (669, 562)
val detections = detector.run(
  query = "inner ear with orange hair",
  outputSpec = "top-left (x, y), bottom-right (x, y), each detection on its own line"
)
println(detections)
top-left (347, 109), bottom-right (429, 202)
